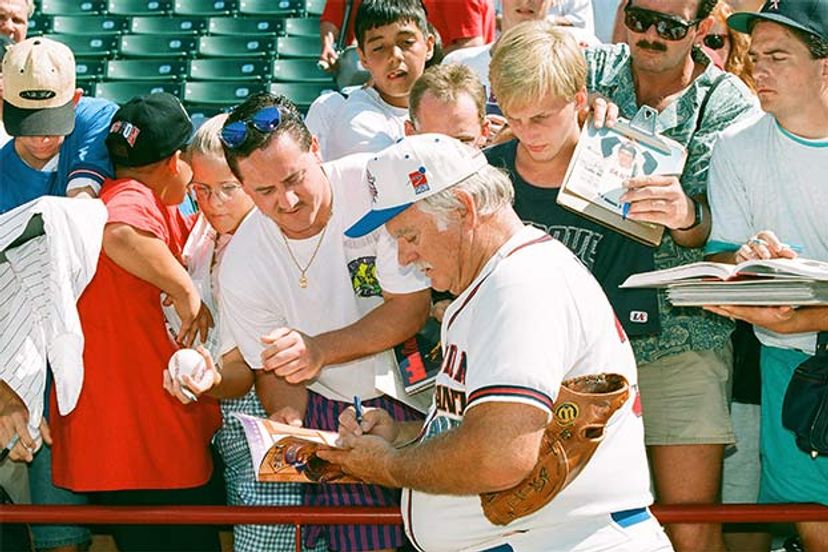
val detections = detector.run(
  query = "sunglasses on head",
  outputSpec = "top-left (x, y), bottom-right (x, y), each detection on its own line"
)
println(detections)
top-left (624, 5), bottom-right (701, 41)
top-left (703, 33), bottom-right (727, 50)
top-left (220, 106), bottom-right (282, 150)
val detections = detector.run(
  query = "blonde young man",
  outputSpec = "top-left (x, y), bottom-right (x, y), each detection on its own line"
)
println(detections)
top-left (487, 22), bottom-right (661, 346)
top-left (406, 63), bottom-right (490, 148)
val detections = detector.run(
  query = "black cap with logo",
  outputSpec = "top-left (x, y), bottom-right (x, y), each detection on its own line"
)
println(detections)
top-left (106, 92), bottom-right (192, 167)
top-left (728, 0), bottom-right (828, 41)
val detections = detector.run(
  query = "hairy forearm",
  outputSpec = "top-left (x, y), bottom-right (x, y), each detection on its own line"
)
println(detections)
top-left (315, 289), bottom-right (430, 367)
top-left (778, 307), bottom-right (828, 334)
top-left (209, 348), bottom-right (254, 399)
top-left (255, 370), bottom-right (308, 416)
top-left (387, 404), bottom-right (545, 495)
top-left (392, 420), bottom-right (426, 448)
top-left (103, 224), bottom-right (196, 301)
top-left (670, 195), bottom-right (712, 248)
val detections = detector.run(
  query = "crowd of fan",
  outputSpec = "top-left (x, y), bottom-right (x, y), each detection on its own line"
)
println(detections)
top-left (0, 0), bottom-right (826, 551)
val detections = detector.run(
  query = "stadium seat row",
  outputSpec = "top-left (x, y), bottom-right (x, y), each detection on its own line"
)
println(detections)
top-left (37, 0), bottom-right (324, 18)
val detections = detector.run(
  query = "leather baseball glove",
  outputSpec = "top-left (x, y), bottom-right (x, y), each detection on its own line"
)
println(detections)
top-left (479, 373), bottom-right (630, 525)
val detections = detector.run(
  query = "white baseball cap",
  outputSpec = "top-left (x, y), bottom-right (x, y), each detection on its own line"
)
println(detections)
top-left (345, 134), bottom-right (489, 238)
top-left (2, 37), bottom-right (76, 136)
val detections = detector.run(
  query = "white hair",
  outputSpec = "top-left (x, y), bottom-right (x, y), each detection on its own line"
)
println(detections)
top-left (417, 165), bottom-right (514, 230)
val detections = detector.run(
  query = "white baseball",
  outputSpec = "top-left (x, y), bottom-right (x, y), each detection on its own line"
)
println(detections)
top-left (168, 348), bottom-right (215, 389)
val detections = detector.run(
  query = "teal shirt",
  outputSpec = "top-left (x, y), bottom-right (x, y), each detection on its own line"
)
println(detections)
top-left (585, 43), bottom-right (759, 364)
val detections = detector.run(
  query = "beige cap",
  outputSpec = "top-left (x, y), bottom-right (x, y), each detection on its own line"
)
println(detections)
top-left (2, 37), bottom-right (76, 136)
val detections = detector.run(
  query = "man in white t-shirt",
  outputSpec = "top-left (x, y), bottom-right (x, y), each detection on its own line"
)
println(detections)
top-left (219, 92), bottom-right (431, 551)
top-left (321, 134), bottom-right (670, 552)
top-left (444, 0), bottom-right (600, 116)
top-left (704, 2), bottom-right (828, 549)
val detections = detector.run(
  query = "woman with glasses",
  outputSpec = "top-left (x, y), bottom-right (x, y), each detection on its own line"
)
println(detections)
top-left (162, 115), bottom-right (328, 552)
top-left (700, 1), bottom-right (756, 92)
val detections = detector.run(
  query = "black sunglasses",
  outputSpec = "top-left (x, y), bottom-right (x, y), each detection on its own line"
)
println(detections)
top-left (703, 33), bottom-right (727, 50)
top-left (220, 106), bottom-right (282, 150)
top-left (624, 5), bottom-right (701, 41)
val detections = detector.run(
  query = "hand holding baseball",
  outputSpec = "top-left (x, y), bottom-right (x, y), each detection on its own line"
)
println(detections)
top-left (163, 347), bottom-right (221, 404)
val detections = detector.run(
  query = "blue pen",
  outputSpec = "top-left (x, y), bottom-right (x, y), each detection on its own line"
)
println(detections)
top-left (621, 202), bottom-right (631, 221)
top-left (353, 395), bottom-right (364, 426)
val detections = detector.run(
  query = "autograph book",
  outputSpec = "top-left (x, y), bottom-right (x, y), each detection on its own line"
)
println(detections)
top-left (235, 414), bottom-right (359, 483)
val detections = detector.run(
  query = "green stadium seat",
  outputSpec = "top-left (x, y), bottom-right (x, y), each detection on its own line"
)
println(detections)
top-left (45, 34), bottom-right (119, 58)
top-left (75, 59), bottom-right (107, 81)
top-left (130, 16), bottom-right (207, 34)
top-left (270, 59), bottom-right (331, 83)
top-left (275, 36), bottom-right (319, 59)
top-left (207, 16), bottom-right (283, 36)
top-left (40, 0), bottom-right (106, 16)
top-left (106, 0), bottom-right (171, 16)
top-left (188, 58), bottom-right (269, 81)
top-left (196, 35), bottom-right (275, 58)
top-left (27, 15), bottom-right (53, 35)
top-left (95, 81), bottom-right (184, 104)
top-left (78, 80), bottom-right (97, 98)
top-left (173, 0), bottom-right (237, 16)
top-left (238, 0), bottom-right (303, 17)
top-left (283, 17), bottom-right (319, 38)
top-left (184, 80), bottom-right (267, 106)
top-left (106, 59), bottom-right (188, 81)
top-left (269, 82), bottom-right (331, 110)
top-left (118, 34), bottom-right (197, 58)
top-left (305, 0), bottom-right (325, 16)
top-left (51, 15), bottom-right (129, 35)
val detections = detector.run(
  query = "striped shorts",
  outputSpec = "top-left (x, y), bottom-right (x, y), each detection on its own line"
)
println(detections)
top-left (304, 391), bottom-right (423, 551)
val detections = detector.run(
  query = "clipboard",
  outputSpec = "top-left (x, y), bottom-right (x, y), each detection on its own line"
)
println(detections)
top-left (557, 106), bottom-right (687, 247)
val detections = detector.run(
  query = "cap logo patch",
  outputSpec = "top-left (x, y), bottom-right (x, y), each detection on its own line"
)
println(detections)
top-left (769, 0), bottom-right (779, 9)
top-left (409, 166), bottom-right (429, 194)
top-left (110, 120), bottom-right (141, 147)
top-left (367, 169), bottom-right (378, 203)
top-left (19, 89), bottom-right (56, 101)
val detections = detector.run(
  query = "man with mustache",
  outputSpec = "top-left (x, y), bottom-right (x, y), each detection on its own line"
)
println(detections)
top-left (584, 1), bottom-right (758, 550)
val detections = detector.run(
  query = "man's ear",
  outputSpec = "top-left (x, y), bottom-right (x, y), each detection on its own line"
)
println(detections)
top-left (425, 32), bottom-right (435, 61)
top-left (167, 150), bottom-right (182, 174)
top-left (454, 188), bottom-right (477, 229)
top-left (72, 88), bottom-right (83, 107)
top-left (404, 119), bottom-right (416, 136)
top-left (696, 16), bottom-right (714, 40)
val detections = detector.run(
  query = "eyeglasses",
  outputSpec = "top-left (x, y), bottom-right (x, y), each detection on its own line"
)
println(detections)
top-left (624, 5), bottom-right (701, 41)
top-left (192, 182), bottom-right (243, 202)
top-left (703, 34), bottom-right (727, 50)
top-left (220, 106), bottom-right (282, 150)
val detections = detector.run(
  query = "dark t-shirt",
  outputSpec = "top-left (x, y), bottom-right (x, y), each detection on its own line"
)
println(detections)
top-left (486, 140), bottom-right (659, 337)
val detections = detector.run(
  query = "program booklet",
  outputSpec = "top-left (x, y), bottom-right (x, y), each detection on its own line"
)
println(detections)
top-left (234, 414), bottom-right (360, 483)
top-left (558, 108), bottom-right (687, 247)
top-left (621, 258), bottom-right (828, 288)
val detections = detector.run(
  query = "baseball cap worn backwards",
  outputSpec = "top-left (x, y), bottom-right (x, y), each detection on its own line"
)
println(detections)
top-left (106, 92), bottom-right (193, 168)
top-left (728, 0), bottom-right (828, 41)
top-left (3, 37), bottom-right (76, 137)
top-left (345, 133), bottom-right (489, 239)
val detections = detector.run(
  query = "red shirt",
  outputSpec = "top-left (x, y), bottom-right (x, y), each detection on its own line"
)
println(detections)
top-left (52, 179), bottom-right (221, 492)
top-left (322, 0), bottom-right (496, 49)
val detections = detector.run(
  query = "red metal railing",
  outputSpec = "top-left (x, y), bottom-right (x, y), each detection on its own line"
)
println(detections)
top-left (4, 504), bottom-right (828, 551)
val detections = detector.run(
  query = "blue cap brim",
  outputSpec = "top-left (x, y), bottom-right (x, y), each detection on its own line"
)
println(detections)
top-left (728, 11), bottom-right (817, 36)
top-left (345, 203), bottom-right (412, 238)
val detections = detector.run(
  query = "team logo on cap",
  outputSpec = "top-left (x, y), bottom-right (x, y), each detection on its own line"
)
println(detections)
top-left (19, 90), bottom-right (57, 101)
top-left (110, 120), bottom-right (141, 147)
top-left (409, 166), bottom-right (429, 195)
top-left (367, 169), bottom-right (378, 203)
top-left (768, 0), bottom-right (780, 9)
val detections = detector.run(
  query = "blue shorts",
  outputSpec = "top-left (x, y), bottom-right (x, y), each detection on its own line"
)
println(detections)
top-left (28, 444), bottom-right (91, 549)
top-left (759, 345), bottom-right (828, 504)
top-left (303, 392), bottom-right (423, 551)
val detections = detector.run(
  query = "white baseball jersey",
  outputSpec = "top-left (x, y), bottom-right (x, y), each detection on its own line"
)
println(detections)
top-left (402, 226), bottom-right (657, 552)
top-left (218, 153), bottom-right (430, 403)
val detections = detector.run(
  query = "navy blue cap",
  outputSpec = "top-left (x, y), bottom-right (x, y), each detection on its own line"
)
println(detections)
top-left (729, 0), bottom-right (828, 41)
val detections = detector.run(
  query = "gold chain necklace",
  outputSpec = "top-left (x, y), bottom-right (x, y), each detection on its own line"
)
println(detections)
top-left (279, 220), bottom-right (329, 288)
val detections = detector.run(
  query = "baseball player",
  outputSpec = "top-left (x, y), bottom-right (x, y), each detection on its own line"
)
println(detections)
top-left (320, 134), bottom-right (673, 552)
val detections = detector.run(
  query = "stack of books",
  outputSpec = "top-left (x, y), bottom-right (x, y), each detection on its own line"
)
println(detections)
top-left (621, 258), bottom-right (828, 306)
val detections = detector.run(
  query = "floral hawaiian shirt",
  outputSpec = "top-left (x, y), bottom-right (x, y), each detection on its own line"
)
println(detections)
top-left (585, 43), bottom-right (760, 364)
